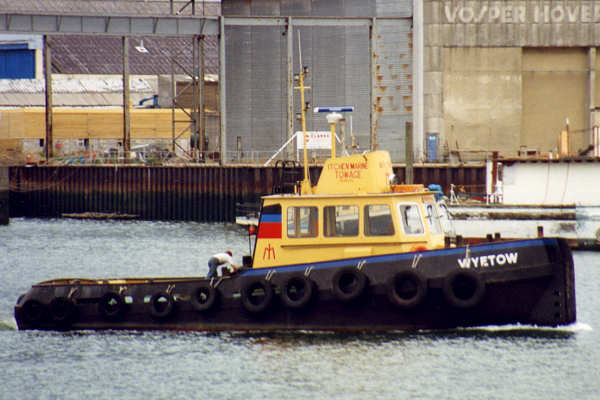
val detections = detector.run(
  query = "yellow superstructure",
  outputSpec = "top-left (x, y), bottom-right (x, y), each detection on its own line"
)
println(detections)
top-left (252, 151), bottom-right (445, 269)
top-left (313, 151), bottom-right (393, 195)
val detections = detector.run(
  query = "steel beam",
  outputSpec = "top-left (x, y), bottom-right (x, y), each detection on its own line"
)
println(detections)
top-left (0, 14), bottom-right (218, 36)
top-left (588, 47), bottom-right (596, 142)
top-left (224, 16), bottom-right (372, 28)
top-left (370, 18), bottom-right (376, 151)
top-left (219, 16), bottom-right (226, 165)
top-left (199, 35), bottom-right (206, 158)
top-left (44, 36), bottom-right (53, 160)
top-left (122, 37), bottom-right (131, 157)
top-left (413, 0), bottom-right (424, 162)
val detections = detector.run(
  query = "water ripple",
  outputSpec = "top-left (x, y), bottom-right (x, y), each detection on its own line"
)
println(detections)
top-left (2, 219), bottom-right (600, 400)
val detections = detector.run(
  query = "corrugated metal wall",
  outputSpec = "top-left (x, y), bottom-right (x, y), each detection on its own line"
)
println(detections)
top-left (226, 25), bottom-right (287, 158)
top-left (223, 0), bottom-right (413, 162)
top-left (296, 24), bottom-right (371, 148)
top-left (373, 18), bottom-right (413, 161)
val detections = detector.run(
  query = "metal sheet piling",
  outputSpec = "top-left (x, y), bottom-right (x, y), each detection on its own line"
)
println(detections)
top-left (7, 164), bottom-right (485, 222)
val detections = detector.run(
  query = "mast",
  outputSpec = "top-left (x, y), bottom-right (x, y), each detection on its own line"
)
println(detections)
top-left (295, 43), bottom-right (312, 194)
top-left (326, 112), bottom-right (342, 159)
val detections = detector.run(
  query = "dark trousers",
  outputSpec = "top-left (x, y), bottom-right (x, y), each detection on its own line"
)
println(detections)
top-left (207, 257), bottom-right (219, 279)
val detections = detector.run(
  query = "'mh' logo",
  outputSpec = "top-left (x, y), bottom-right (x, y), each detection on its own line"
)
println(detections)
top-left (263, 243), bottom-right (276, 260)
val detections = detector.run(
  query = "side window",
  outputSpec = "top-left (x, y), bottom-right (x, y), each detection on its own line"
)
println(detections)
top-left (424, 202), bottom-right (442, 235)
top-left (398, 204), bottom-right (424, 235)
top-left (324, 205), bottom-right (359, 237)
top-left (364, 204), bottom-right (394, 236)
top-left (287, 206), bottom-right (318, 238)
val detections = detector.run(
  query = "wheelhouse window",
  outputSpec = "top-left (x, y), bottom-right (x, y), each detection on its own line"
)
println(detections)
top-left (324, 205), bottom-right (359, 237)
top-left (287, 206), bottom-right (318, 238)
top-left (424, 201), bottom-right (442, 235)
top-left (364, 204), bottom-right (394, 236)
top-left (398, 203), bottom-right (424, 235)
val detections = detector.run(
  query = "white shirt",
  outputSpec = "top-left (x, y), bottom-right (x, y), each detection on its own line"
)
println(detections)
top-left (212, 252), bottom-right (233, 265)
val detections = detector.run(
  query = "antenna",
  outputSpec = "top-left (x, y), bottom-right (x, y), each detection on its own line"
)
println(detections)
top-left (298, 30), bottom-right (302, 72)
top-left (314, 107), bottom-right (354, 159)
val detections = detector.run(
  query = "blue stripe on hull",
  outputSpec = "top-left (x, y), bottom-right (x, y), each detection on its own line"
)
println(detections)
top-left (242, 238), bottom-right (557, 276)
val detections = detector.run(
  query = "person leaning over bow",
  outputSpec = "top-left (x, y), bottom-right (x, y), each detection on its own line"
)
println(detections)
top-left (207, 250), bottom-right (237, 279)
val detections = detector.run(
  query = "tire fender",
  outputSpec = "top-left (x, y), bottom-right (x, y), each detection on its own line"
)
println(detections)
top-left (50, 296), bottom-right (75, 324)
top-left (190, 283), bottom-right (219, 312)
top-left (331, 268), bottom-right (368, 302)
top-left (150, 292), bottom-right (175, 319)
top-left (442, 270), bottom-right (486, 308)
top-left (240, 278), bottom-right (274, 313)
top-left (22, 299), bottom-right (46, 325)
top-left (387, 270), bottom-right (427, 309)
top-left (280, 274), bottom-right (315, 309)
top-left (99, 292), bottom-right (127, 320)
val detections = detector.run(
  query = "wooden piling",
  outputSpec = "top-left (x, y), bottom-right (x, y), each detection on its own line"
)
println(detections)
top-left (0, 167), bottom-right (8, 225)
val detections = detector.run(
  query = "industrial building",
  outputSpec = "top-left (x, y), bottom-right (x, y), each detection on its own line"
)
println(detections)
top-left (221, 0), bottom-right (415, 162)
top-left (424, 0), bottom-right (600, 160)
top-left (1, 0), bottom-right (599, 164)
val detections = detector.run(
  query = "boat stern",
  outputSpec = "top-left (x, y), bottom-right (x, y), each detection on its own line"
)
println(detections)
top-left (542, 237), bottom-right (576, 325)
top-left (526, 237), bottom-right (577, 326)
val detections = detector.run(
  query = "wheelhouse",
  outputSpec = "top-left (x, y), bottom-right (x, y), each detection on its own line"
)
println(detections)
top-left (252, 191), bottom-right (445, 269)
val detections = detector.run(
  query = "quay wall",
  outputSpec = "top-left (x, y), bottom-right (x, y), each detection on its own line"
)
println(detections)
top-left (1, 167), bottom-right (8, 224)
top-left (8, 164), bottom-right (485, 222)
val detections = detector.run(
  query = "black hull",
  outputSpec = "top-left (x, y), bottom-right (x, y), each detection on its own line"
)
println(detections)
top-left (14, 238), bottom-right (576, 332)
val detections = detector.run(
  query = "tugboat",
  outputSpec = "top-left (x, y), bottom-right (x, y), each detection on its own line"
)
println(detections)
top-left (14, 67), bottom-right (576, 332)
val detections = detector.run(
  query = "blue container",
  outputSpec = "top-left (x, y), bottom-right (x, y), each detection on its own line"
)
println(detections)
top-left (0, 44), bottom-right (35, 79)
top-left (427, 184), bottom-right (443, 201)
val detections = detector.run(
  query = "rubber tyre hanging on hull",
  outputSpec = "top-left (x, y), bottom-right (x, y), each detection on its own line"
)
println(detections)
top-left (50, 296), bottom-right (75, 324)
top-left (280, 274), bottom-right (315, 310)
top-left (387, 270), bottom-right (428, 309)
top-left (442, 270), bottom-right (486, 308)
top-left (240, 278), bottom-right (273, 313)
top-left (150, 292), bottom-right (175, 319)
top-left (98, 292), bottom-right (127, 320)
top-left (190, 283), bottom-right (219, 312)
top-left (22, 299), bottom-right (45, 325)
top-left (331, 268), bottom-right (368, 303)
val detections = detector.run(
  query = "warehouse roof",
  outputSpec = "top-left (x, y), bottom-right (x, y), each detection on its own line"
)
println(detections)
top-left (0, 0), bottom-right (220, 75)
top-left (0, 0), bottom-right (220, 16)
top-left (48, 35), bottom-right (218, 76)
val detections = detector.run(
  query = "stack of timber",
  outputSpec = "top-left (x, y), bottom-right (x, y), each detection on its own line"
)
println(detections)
top-left (0, 108), bottom-right (192, 143)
